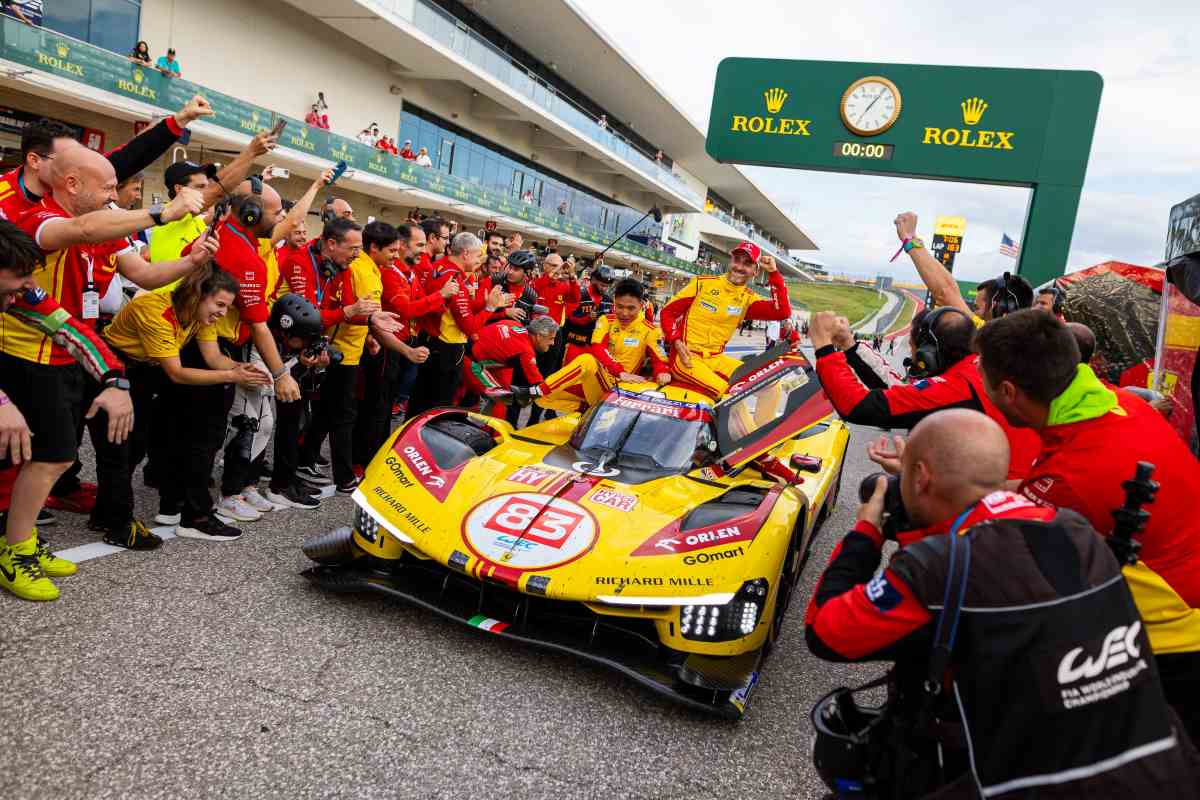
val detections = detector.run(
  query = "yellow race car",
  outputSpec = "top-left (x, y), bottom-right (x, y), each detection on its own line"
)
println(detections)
top-left (302, 348), bottom-right (850, 718)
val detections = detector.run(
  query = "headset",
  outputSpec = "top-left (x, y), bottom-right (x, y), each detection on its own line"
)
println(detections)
top-left (213, 174), bottom-right (264, 230)
top-left (321, 196), bottom-right (337, 225)
top-left (910, 306), bottom-right (972, 378)
top-left (1043, 284), bottom-right (1066, 315)
top-left (988, 272), bottom-right (1022, 318)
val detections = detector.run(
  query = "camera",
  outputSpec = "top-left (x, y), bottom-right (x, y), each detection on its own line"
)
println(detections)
top-left (859, 472), bottom-right (910, 537)
top-left (304, 336), bottom-right (345, 366)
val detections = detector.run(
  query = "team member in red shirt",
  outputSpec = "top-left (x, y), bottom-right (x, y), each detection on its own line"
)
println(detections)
top-left (810, 308), bottom-right (1042, 481)
top-left (415, 217), bottom-right (451, 284)
top-left (976, 309), bottom-right (1200, 739)
top-left (533, 251), bottom-right (580, 369)
top-left (462, 317), bottom-right (559, 416)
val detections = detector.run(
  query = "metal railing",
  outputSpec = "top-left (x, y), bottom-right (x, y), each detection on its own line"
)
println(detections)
top-left (705, 206), bottom-right (795, 266)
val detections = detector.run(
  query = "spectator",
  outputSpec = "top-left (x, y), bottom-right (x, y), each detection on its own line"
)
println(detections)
top-left (521, 190), bottom-right (534, 204)
top-left (654, 149), bottom-right (663, 163)
top-left (597, 114), bottom-right (608, 130)
top-left (129, 41), bottom-right (152, 67)
top-left (399, 140), bottom-right (416, 160)
top-left (375, 135), bottom-right (390, 153)
top-left (975, 309), bottom-right (1200, 738)
top-left (155, 48), bottom-right (181, 78)
top-left (557, 200), bottom-right (568, 216)
top-left (414, 147), bottom-right (433, 168)
top-left (356, 127), bottom-right (375, 146)
top-left (0, 0), bottom-right (35, 26)
top-left (305, 104), bottom-right (330, 130)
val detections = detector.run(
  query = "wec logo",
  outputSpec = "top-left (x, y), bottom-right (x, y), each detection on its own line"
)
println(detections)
top-left (1057, 622), bottom-right (1142, 685)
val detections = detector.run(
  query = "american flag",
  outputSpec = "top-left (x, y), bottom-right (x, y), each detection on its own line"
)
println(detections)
top-left (999, 233), bottom-right (1020, 258)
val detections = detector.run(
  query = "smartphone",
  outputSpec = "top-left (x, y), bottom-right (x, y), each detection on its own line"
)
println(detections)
top-left (272, 167), bottom-right (290, 180)
top-left (270, 118), bottom-right (288, 137)
top-left (326, 160), bottom-right (349, 186)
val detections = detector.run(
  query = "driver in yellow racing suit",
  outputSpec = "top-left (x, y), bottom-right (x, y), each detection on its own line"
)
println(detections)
top-left (658, 242), bottom-right (790, 397)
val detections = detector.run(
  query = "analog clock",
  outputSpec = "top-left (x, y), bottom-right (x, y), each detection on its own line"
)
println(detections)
top-left (839, 76), bottom-right (902, 137)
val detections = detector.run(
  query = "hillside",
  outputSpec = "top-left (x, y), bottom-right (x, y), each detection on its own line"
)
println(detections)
top-left (788, 282), bottom-right (885, 326)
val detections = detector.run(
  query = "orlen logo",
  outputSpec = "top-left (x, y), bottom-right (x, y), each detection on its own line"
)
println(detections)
top-left (1057, 622), bottom-right (1142, 685)
top-left (402, 446), bottom-right (432, 477)
top-left (684, 526), bottom-right (742, 548)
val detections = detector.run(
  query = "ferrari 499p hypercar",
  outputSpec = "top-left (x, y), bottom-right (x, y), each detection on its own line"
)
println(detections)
top-left (302, 349), bottom-right (850, 718)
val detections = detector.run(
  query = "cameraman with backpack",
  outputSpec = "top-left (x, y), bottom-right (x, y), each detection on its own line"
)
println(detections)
top-left (805, 408), bottom-right (1198, 798)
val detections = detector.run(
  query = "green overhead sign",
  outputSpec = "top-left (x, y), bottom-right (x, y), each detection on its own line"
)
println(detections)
top-left (706, 59), bottom-right (1103, 287)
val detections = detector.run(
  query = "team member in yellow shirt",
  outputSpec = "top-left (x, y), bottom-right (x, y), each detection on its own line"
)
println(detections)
top-left (658, 242), bottom-right (789, 398)
top-left (100, 267), bottom-right (269, 546)
top-left (515, 279), bottom-right (671, 413)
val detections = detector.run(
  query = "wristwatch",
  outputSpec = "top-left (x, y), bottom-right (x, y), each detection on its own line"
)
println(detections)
top-left (103, 376), bottom-right (131, 391)
top-left (147, 203), bottom-right (166, 226)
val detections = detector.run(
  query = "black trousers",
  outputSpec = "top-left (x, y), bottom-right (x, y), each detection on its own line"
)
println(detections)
top-left (271, 386), bottom-right (308, 494)
top-left (160, 341), bottom-right (233, 522)
top-left (88, 358), bottom-right (166, 528)
top-left (407, 336), bottom-right (464, 417)
top-left (300, 362), bottom-right (359, 485)
top-left (353, 347), bottom-right (401, 466)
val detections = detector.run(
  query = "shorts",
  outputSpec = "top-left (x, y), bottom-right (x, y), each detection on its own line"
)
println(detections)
top-left (0, 352), bottom-right (85, 463)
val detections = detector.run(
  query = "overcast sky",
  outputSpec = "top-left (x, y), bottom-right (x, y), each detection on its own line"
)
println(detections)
top-left (580, 0), bottom-right (1199, 283)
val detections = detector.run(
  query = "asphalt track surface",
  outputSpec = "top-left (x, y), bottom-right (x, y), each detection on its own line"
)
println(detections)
top-left (1, 343), bottom-right (898, 800)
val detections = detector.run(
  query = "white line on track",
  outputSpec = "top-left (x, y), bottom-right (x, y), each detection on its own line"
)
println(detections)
top-left (55, 485), bottom-right (338, 564)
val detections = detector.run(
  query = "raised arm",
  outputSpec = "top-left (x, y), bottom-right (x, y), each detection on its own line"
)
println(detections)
top-left (268, 167), bottom-right (333, 246)
top-left (894, 211), bottom-right (971, 316)
top-left (36, 188), bottom-right (204, 252)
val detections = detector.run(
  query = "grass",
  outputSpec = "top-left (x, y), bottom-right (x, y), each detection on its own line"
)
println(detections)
top-left (788, 282), bottom-right (886, 326)
top-left (885, 293), bottom-right (918, 336)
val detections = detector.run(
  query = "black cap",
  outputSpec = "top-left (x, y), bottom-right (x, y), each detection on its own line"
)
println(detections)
top-left (506, 249), bottom-right (537, 270)
top-left (592, 264), bottom-right (615, 283)
top-left (164, 161), bottom-right (218, 196)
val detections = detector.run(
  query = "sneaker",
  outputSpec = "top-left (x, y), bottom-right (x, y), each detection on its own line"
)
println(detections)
top-left (36, 509), bottom-right (57, 527)
top-left (176, 517), bottom-right (242, 542)
top-left (265, 485), bottom-right (320, 510)
top-left (216, 495), bottom-right (263, 522)
top-left (314, 454), bottom-right (331, 469)
top-left (33, 531), bottom-right (76, 577)
top-left (154, 512), bottom-right (182, 526)
top-left (296, 465), bottom-right (333, 486)
top-left (91, 519), bottom-right (164, 550)
top-left (0, 539), bottom-right (59, 601)
top-left (44, 485), bottom-right (96, 514)
top-left (241, 487), bottom-right (277, 513)
top-left (336, 476), bottom-right (362, 494)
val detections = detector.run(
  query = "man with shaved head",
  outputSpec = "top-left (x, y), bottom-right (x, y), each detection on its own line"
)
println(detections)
top-left (805, 408), bottom-right (1198, 795)
top-left (1066, 321), bottom-right (1096, 365)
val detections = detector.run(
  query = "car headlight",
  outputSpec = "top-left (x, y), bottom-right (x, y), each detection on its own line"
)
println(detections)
top-left (679, 579), bottom-right (768, 642)
top-left (354, 504), bottom-right (380, 543)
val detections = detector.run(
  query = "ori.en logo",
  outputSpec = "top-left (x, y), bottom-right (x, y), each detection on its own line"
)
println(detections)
top-left (922, 96), bottom-right (1013, 150)
top-left (730, 87), bottom-right (810, 137)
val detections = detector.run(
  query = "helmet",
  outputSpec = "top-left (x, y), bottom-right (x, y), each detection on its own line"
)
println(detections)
top-left (506, 249), bottom-right (537, 270)
top-left (810, 687), bottom-right (887, 796)
top-left (269, 293), bottom-right (323, 341)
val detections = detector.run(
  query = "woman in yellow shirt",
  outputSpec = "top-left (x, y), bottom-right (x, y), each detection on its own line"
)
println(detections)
top-left (97, 267), bottom-right (269, 547)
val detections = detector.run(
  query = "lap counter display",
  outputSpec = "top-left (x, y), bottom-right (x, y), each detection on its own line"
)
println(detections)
top-left (832, 141), bottom-right (895, 160)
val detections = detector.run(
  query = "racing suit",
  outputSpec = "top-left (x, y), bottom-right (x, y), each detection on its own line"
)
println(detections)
top-left (814, 348), bottom-right (1042, 481)
top-left (806, 492), bottom-right (1200, 797)
top-left (659, 270), bottom-right (789, 397)
top-left (462, 320), bottom-right (544, 416)
top-left (537, 314), bottom-right (669, 413)
top-left (1018, 364), bottom-right (1200, 739)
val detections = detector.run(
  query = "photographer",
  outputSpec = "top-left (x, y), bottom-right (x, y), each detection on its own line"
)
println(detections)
top-left (976, 309), bottom-right (1200, 738)
top-left (561, 264), bottom-right (615, 366)
top-left (806, 409), bottom-right (1198, 797)
top-left (809, 308), bottom-right (1041, 480)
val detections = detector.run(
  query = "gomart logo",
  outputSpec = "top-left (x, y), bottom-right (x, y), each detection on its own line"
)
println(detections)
top-left (462, 492), bottom-right (598, 570)
top-left (729, 87), bottom-right (812, 137)
top-left (922, 96), bottom-right (1015, 150)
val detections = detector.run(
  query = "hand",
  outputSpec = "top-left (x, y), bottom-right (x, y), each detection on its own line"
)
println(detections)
top-left (175, 95), bottom-right (214, 127)
top-left (809, 310), bottom-right (839, 349)
top-left (894, 211), bottom-right (918, 242)
top-left (318, 167), bottom-right (335, 186)
top-left (617, 372), bottom-right (643, 383)
top-left (484, 285), bottom-right (508, 312)
top-left (369, 311), bottom-right (404, 336)
top-left (655, 372), bottom-right (672, 385)
top-left (366, 335), bottom-right (381, 356)
top-left (232, 362), bottom-right (271, 389)
top-left (505, 306), bottom-right (527, 322)
top-left (88, 386), bottom-right (134, 444)
top-left (298, 352), bottom-right (320, 368)
top-left (405, 345), bottom-right (430, 364)
top-left (439, 278), bottom-right (460, 300)
top-left (673, 340), bottom-right (693, 370)
top-left (345, 298), bottom-right (380, 319)
top-left (867, 434), bottom-right (906, 476)
top-left (261, 164), bottom-right (279, 182)
top-left (857, 473), bottom-right (888, 529)
top-left (186, 228), bottom-right (220, 267)
top-left (163, 186), bottom-right (205, 223)
top-left (0, 401), bottom-right (33, 465)
top-left (275, 373), bottom-right (301, 403)
top-left (831, 315), bottom-right (854, 350)
top-left (249, 130), bottom-right (278, 157)
top-left (760, 254), bottom-right (777, 273)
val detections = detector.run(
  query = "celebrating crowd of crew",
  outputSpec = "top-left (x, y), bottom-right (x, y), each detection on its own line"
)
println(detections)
top-left (0, 96), bottom-right (792, 605)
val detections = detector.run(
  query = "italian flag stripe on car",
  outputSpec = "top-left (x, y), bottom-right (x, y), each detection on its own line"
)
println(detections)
top-left (468, 615), bottom-right (509, 633)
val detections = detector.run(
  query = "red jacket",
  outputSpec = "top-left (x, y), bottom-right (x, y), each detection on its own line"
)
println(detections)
top-left (419, 260), bottom-right (494, 341)
top-left (381, 260), bottom-right (444, 340)
top-left (1020, 390), bottom-right (1200, 607)
top-left (533, 274), bottom-right (581, 326)
top-left (277, 239), bottom-right (351, 329)
top-left (815, 348), bottom-right (1042, 480)
top-left (468, 319), bottom-right (543, 384)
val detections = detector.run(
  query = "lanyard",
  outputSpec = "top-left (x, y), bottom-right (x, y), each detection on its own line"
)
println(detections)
top-left (306, 244), bottom-right (334, 303)
top-left (16, 169), bottom-right (39, 203)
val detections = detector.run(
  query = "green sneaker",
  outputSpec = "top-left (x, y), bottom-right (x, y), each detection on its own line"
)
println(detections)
top-left (34, 530), bottom-right (76, 578)
top-left (0, 538), bottom-right (59, 602)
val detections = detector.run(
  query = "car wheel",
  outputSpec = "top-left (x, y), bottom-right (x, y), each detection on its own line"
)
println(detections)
top-left (763, 511), bottom-right (805, 659)
top-left (429, 419), bottom-right (495, 456)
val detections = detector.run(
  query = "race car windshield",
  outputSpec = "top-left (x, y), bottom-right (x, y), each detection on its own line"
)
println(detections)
top-left (571, 403), bottom-right (704, 472)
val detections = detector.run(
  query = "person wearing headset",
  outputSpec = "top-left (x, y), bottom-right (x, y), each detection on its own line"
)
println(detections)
top-left (894, 211), bottom-right (1033, 326)
top-left (1034, 284), bottom-right (1068, 321)
top-left (808, 307), bottom-right (1042, 481)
